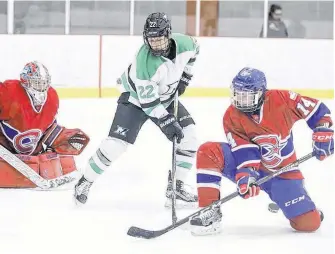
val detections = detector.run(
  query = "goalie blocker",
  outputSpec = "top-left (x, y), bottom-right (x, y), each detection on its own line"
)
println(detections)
top-left (0, 123), bottom-right (89, 188)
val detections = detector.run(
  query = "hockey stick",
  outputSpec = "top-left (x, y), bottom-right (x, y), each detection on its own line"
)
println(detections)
top-left (0, 145), bottom-right (78, 189)
top-left (171, 92), bottom-right (179, 224)
top-left (127, 152), bottom-right (315, 239)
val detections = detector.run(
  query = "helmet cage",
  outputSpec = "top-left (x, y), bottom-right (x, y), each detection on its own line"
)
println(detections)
top-left (143, 13), bottom-right (171, 57)
top-left (20, 61), bottom-right (51, 106)
top-left (231, 85), bottom-right (264, 113)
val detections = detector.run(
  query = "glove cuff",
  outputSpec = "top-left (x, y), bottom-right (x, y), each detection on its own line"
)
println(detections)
top-left (158, 114), bottom-right (176, 128)
top-left (235, 167), bottom-right (255, 181)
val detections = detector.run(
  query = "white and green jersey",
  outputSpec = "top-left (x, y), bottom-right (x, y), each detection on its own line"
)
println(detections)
top-left (116, 33), bottom-right (199, 119)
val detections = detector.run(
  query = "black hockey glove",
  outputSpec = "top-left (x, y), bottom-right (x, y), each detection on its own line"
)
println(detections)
top-left (158, 114), bottom-right (184, 143)
top-left (178, 72), bottom-right (193, 96)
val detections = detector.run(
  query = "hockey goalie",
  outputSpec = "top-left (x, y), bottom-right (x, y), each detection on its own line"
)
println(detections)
top-left (0, 61), bottom-right (90, 188)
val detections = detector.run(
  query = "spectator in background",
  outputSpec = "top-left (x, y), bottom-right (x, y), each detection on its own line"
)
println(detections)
top-left (260, 4), bottom-right (288, 38)
top-left (201, 2), bottom-right (217, 36)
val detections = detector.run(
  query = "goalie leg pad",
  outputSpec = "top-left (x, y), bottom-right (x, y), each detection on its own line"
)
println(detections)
top-left (0, 153), bottom-right (78, 188)
top-left (60, 156), bottom-right (77, 175)
top-left (39, 152), bottom-right (77, 179)
top-left (83, 137), bottom-right (129, 182)
top-left (39, 152), bottom-right (63, 179)
top-left (0, 155), bottom-right (39, 188)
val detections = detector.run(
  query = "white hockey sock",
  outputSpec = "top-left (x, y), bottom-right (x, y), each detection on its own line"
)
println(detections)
top-left (84, 149), bottom-right (111, 182)
top-left (175, 148), bottom-right (196, 182)
top-left (84, 137), bottom-right (128, 182)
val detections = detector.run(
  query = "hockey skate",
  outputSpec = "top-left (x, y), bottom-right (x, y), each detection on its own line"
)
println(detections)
top-left (74, 175), bottom-right (93, 206)
top-left (165, 170), bottom-right (198, 209)
top-left (189, 205), bottom-right (223, 236)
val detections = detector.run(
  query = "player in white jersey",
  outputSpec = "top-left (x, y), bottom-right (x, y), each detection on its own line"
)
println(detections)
top-left (74, 12), bottom-right (199, 208)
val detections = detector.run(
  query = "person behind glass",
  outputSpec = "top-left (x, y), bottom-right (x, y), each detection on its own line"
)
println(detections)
top-left (260, 4), bottom-right (288, 38)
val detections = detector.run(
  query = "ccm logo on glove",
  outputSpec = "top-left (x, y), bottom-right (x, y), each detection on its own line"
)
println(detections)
top-left (312, 132), bottom-right (333, 141)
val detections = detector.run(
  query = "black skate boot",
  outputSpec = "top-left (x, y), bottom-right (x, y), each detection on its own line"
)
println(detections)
top-left (190, 205), bottom-right (222, 236)
top-left (165, 170), bottom-right (198, 209)
top-left (74, 176), bottom-right (93, 205)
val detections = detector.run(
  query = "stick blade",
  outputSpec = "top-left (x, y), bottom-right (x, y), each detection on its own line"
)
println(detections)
top-left (127, 226), bottom-right (156, 239)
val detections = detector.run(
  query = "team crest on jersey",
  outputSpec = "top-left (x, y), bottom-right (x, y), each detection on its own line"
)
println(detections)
top-left (13, 129), bottom-right (42, 155)
top-left (253, 134), bottom-right (294, 169)
top-left (0, 121), bottom-right (42, 155)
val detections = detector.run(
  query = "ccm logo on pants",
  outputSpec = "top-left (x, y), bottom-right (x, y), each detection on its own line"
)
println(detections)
top-left (285, 195), bottom-right (305, 207)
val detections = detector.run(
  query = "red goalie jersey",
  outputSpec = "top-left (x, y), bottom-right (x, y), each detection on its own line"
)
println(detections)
top-left (223, 89), bottom-right (332, 180)
top-left (0, 80), bottom-right (59, 155)
top-left (0, 61), bottom-right (90, 188)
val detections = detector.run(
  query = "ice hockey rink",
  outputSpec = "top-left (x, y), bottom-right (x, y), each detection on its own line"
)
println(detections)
top-left (0, 97), bottom-right (333, 254)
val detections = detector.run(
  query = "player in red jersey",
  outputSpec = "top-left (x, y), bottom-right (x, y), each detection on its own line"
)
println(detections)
top-left (190, 67), bottom-right (333, 236)
top-left (0, 61), bottom-right (90, 188)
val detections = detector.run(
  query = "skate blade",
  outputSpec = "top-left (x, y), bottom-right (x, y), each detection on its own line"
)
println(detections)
top-left (190, 223), bottom-right (222, 236)
top-left (164, 198), bottom-right (198, 209)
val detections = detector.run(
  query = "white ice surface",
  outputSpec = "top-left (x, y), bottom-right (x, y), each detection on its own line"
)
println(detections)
top-left (0, 98), bottom-right (334, 254)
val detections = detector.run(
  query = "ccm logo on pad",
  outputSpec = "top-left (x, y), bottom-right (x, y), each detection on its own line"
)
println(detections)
top-left (285, 195), bottom-right (305, 207)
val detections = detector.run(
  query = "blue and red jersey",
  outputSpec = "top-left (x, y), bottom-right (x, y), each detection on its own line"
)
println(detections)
top-left (223, 90), bottom-right (332, 179)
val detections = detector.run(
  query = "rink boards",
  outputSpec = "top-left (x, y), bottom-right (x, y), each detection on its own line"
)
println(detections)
top-left (55, 87), bottom-right (334, 99)
top-left (0, 35), bottom-right (333, 99)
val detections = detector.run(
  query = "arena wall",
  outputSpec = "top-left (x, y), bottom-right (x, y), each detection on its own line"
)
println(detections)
top-left (0, 35), bottom-right (333, 98)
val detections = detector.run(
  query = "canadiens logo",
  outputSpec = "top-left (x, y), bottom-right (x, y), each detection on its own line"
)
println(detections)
top-left (13, 129), bottom-right (42, 155)
top-left (253, 134), bottom-right (294, 169)
top-left (0, 121), bottom-right (42, 155)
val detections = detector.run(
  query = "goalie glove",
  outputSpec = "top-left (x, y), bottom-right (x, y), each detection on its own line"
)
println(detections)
top-left (39, 124), bottom-right (90, 155)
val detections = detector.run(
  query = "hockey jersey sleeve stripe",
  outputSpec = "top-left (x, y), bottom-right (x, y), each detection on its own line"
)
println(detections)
top-left (237, 160), bottom-right (261, 170)
top-left (197, 173), bottom-right (222, 184)
top-left (197, 169), bottom-right (223, 177)
top-left (306, 102), bottom-right (332, 129)
top-left (231, 144), bottom-right (259, 152)
top-left (127, 65), bottom-right (138, 93)
top-left (140, 98), bottom-right (161, 109)
top-left (161, 93), bottom-right (175, 105)
top-left (120, 73), bottom-right (138, 99)
top-left (143, 103), bottom-right (169, 119)
top-left (197, 182), bottom-right (220, 190)
top-left (232, 146), bottom-right (261, 169)
top-left (305, 101), bottom-right (321, 122)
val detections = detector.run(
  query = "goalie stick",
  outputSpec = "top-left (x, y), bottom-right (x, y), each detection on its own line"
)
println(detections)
top-left (0, 145), bottom-right (78, 189)
top-left (127, 152), bottom-right (315, 239)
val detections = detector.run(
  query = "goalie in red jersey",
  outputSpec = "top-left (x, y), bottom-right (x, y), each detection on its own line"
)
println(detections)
top-left (190, 67), bottom-right (333, 236)
top-left (0, 61), bottom-right (90, 188)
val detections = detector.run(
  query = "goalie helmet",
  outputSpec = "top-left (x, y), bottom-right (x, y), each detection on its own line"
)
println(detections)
top-left (20, 61), bottom-right (51, 106)
top-left (231, 67), bottom-right (267, 113)
top-left (143, 12), bottom-right (171, 57)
